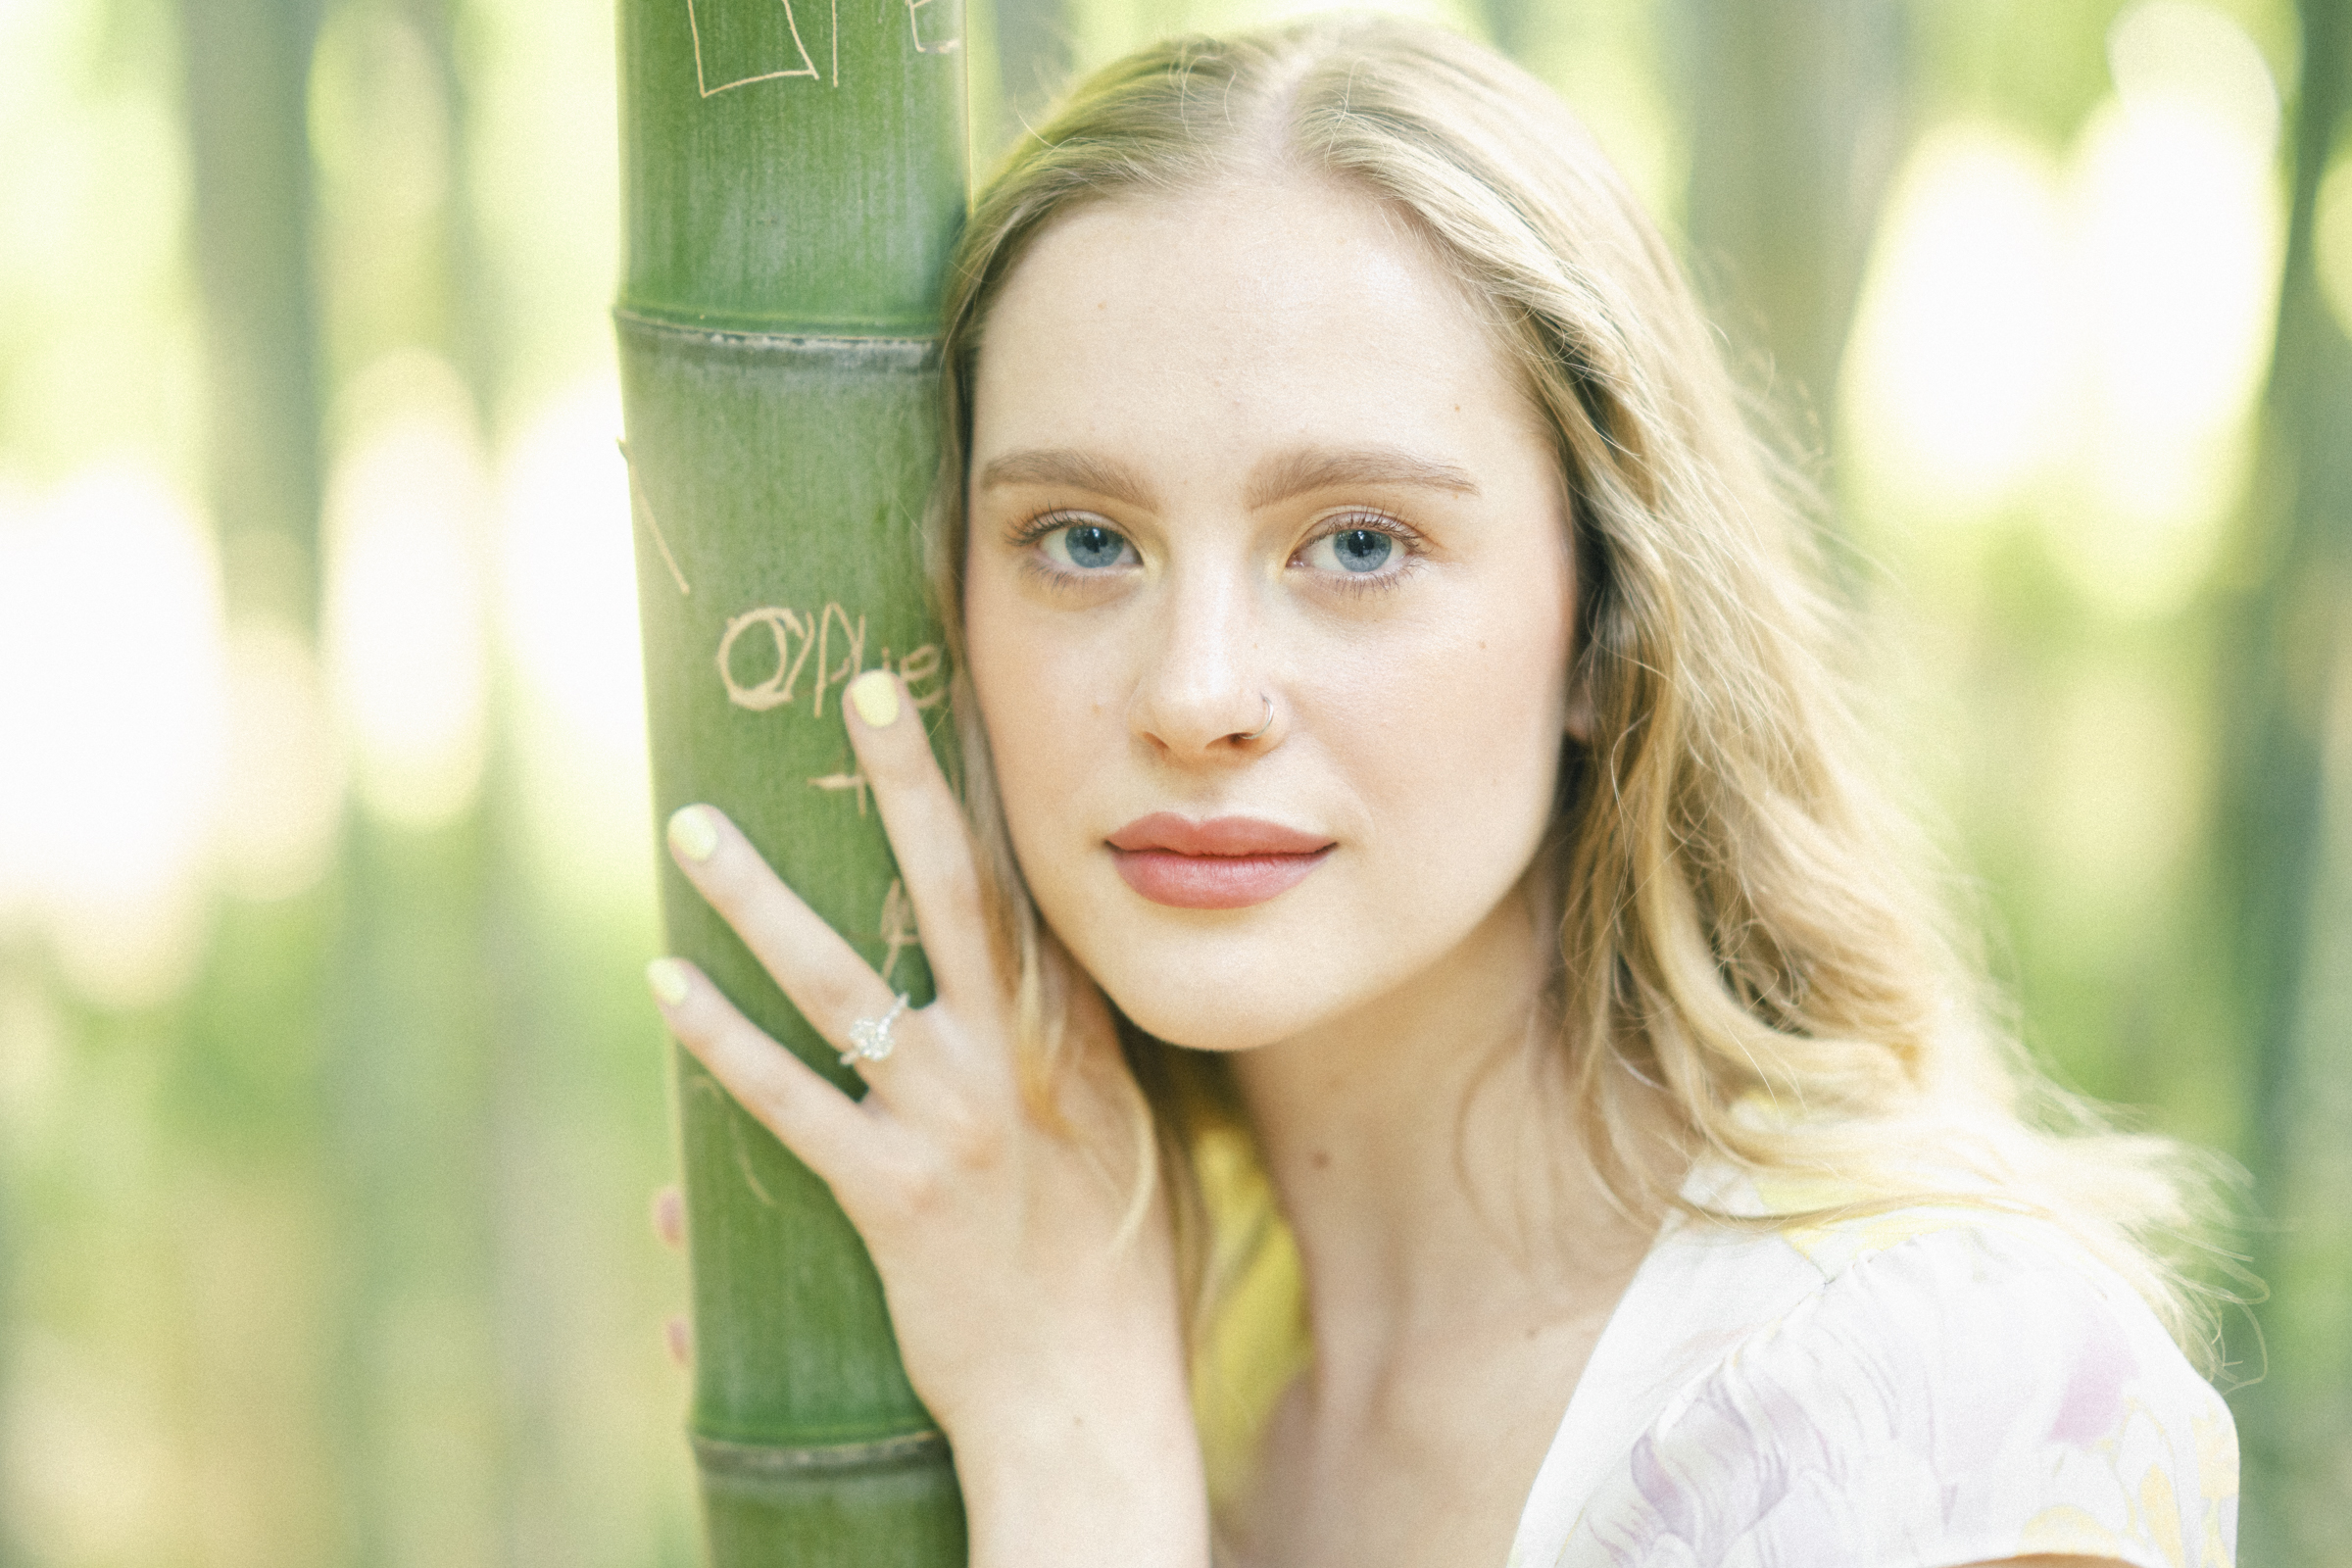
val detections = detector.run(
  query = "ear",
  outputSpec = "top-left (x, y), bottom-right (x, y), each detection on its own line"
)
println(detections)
top-left (1563, 665), bottom-right (1594, 745)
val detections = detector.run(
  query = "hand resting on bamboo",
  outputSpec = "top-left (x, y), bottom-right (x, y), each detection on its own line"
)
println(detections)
top-left (650, 682), bottom-right (1205, 1564)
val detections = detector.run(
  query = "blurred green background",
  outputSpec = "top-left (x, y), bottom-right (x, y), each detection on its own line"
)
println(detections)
top-left (1, 0), bottom-right (2347, 1561)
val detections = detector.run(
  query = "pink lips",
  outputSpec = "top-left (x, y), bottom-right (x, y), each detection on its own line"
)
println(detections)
top-left (1106, 813), bottom-right (1336, 909)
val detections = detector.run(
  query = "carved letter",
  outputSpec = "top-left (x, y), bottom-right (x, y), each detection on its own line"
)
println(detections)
top-left (904, 0), bottom-right (958, 54)
top-left (809, 602), bottom-right (868, 718)
top-left (684, 0), bottom-right (821, 96)
top-left (898, 643), bottom-right (948, 710)
top-left (716, 606), bottom-right (814, 710)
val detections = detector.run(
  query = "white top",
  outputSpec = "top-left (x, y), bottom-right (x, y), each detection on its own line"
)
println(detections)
top-left (1506, 1181), bottom-right (2239, 1568)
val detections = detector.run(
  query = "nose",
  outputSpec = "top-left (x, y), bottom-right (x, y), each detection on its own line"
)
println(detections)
top-left (1127, 565), bottom-right (1277, 759)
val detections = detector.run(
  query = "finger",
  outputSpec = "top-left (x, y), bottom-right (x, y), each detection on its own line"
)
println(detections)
top-left (652, 1185), bottom-right (684, 1251)
top-left (844, 670), bottom-right (996, 1004)
top-left (662, 805), bottom-right (905, 1065)
top-left (664, 1313), bottom-right (691, 1369)
top-left (647, 955), bottom-right (872, 1180)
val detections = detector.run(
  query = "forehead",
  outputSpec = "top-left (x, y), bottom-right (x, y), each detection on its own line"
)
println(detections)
top-left (970, 173), bottom-right (1543, 469)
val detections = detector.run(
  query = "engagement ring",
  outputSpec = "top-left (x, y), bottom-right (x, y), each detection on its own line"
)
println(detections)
top-left (841, 994), bottom-right (909, 1066)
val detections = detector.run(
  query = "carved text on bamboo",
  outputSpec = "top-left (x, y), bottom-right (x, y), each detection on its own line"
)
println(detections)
top-left (716, 602), bottom-right (947, 719)
top-left (684, 0), bottom-right (957, 96)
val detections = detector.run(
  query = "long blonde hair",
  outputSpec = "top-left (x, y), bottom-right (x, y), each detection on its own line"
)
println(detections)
top-left (921, 15), bottom-right (2232, 1401)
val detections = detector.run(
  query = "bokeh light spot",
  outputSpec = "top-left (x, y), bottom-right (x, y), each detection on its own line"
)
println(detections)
top-left (218, 618), bottom-right (346, 902)
top-left (1840, 123), bottom-right (2073, 524)
top-left (2054, 3), bottom-right (2281, 612)
top-left (2107, 0), bottom-right (2279, 148)
top-left (498, 378), bottom-right (655, 906)
top-left (322, 352), bottom-right (490, 831)
top-left (1840, 1), bottom-right (2282, 619)
top-left (0, 465), bottom-right (225, 1007)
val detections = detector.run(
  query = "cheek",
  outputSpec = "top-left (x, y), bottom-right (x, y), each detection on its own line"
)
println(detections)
top-left (1344, 570), bottom-right (1574, 859)
top-left (964, 572), bottom-right (1042, 792)
top-left (964, 571), bottom-right (1102, 850)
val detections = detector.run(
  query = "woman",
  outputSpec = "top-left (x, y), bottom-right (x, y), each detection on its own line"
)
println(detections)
top-left (643, 17), bottom-right (2237, 1566)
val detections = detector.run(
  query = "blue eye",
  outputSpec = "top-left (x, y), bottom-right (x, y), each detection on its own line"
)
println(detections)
top-left (1333, 528), bottom-right (1392, 572)
top-left (1304, 526), bottom-right (1396, 574)
top-left (1040, 521), bottom-right (1137, 570)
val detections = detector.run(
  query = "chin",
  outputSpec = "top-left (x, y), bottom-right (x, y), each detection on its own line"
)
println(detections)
top-left (1105, 987), bottom-right (1296, 1054)
top-left (1053, 914), bottom-right (1369, 1054)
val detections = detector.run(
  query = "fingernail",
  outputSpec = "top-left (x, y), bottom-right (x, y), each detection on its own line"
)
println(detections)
top-left (667, 805), bottom-right (718, 862)
top-left (849, 669), bottom-right (901, 729)
top-left (647, 956), bottom-right (691, 1007)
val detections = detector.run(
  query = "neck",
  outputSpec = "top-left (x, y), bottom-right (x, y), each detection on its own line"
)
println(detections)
top-left (1228, 884), bottom-right (1661, 1383)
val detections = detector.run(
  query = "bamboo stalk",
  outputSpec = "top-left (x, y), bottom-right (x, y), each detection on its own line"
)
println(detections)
top-left (1679, 0), bottom-right (1904, 435)
top-left (181, 0), bottom-right (324, 628)
top-left (174, 0), bottom-right (347, 1557)
top-left (615, 0), bottom-right (969, 1560)
top-left (2220, 0), bottom-right (2352, 1544)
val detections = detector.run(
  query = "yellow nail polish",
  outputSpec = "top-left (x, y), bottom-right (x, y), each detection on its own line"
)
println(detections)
top-left (646, 957), bottom-right (691, 1006)
top-left (849, 669), bottom-right (901, 729)
top-left (667, 805), bottom-right (718, 862)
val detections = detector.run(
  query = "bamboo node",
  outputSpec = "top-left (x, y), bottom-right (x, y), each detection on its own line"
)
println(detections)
top-left (692, 1428), bottom-right (952, 1478)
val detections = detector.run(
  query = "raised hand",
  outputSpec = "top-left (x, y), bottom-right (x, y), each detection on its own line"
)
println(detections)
top-left (645, 670), bottom-right (1210, 1567)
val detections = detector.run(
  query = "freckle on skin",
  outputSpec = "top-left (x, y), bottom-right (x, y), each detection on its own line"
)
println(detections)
top-left (1311, 1151), bottom-right (1332, 1170)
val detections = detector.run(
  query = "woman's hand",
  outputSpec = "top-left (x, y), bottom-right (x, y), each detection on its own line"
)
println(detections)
top-left (644, 670), bottom-right (1208, 1568)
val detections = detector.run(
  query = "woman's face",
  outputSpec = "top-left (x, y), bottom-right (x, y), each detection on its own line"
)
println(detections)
top-left (963, 172), bottom-right (1579, 1052)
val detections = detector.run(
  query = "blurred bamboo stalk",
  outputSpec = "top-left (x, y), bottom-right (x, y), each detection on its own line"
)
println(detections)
top-left (2222, 0), bottom-right (2352, 1554)
top-left (182, 0), bottom-right (326, 628)
top-left (181, 2), bottom-right (526, 1562)
top-left (174, 1), bottom-right (345, 1562)
top-left (615, 0), bottom-right (969, 1559)
top-left (1677, 0), bottom-right (1906, 445)
top-left (988, 0), bottom-right (1073, 160)
top-left (333, 4), bottom-right (535, 1560)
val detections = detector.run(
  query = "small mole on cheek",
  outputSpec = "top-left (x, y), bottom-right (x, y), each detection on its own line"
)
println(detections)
top-left (1310, 1151), bottom-right (1332, 1171)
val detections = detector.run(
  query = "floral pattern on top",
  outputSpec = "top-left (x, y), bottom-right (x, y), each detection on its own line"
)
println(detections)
top-left (1508, 1196), bottom-right (2236, 1568)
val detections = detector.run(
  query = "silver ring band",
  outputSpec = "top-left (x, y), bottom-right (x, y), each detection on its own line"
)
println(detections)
top-left (1239, 695), bottom-right (1275, 743)
top-left (841, 994), bottom-right (909, 1066)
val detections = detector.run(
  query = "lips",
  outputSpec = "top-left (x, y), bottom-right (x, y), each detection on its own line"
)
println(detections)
top-left (1106, 812), bottom-right (1335, 909)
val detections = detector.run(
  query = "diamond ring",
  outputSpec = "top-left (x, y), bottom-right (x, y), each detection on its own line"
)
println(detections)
top-left (841, 994), bottom-right (910, 1066)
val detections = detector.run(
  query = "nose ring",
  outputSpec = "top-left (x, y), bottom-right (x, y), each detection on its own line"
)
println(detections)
top-left (1238, 694), bottom-right (1275, 743)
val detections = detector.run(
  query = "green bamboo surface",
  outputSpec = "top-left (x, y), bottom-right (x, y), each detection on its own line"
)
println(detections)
top-left (615, 0), bottom-right (968, 1558)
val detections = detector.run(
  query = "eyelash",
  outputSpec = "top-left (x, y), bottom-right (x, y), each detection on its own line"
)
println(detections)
top-left (1005, 510), bottom-right (1128, 588)
top-left (1298, 510), bottom-right (1426, 598)
top-left (1006, 508), bottom-right (1094, 550)
top-left (1004, 507), bottom-right (1428, 595)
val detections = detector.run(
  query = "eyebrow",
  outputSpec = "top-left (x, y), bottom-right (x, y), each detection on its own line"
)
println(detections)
top-left (976, 449), bottom-right (1153, 507)
top-left (1243, 445), bottom-right (1481, 508)
top-left (978, 443), bottom-right (1481, 510)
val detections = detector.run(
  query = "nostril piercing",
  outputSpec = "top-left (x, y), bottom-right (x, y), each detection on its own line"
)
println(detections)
top-left (1239, 694), bottom-right (1275, 743)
